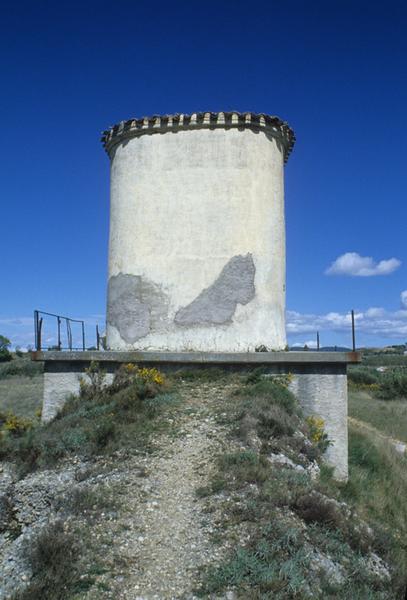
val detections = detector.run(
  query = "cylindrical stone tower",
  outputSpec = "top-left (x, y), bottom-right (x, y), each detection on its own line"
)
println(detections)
top-left (102, 111), bottom-right (295, 352)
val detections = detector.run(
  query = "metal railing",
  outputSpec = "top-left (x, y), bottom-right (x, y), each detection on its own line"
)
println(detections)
top-left (34, 310), bottom-right (102, 351)
top-left (33, 308), bottom-right (357, 353)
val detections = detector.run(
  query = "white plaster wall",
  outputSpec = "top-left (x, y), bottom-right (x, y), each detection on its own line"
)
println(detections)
top-left (289, 374), bottom-right (348, 481)
top-left (42, 372), bottom-right (114, 423)
top-left (42, 371), bottom-right (81, 423)
top-left (107, 127), bottom-right (286, 351)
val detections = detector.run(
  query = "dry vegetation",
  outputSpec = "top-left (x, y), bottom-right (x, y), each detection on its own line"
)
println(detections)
top-left (1, 357), bottom-right (407, 598)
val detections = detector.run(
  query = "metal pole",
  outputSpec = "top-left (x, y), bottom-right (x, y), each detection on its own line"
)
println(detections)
top-left (57, 317), bottom-right (61, 351)
top-left (38, 318), bottom-right (43, 351)
top-left (82, 321), bottom-right (85, 351)
top-left (34, 310), bottom-right (38, 351)
top-left (96, 325), bottom-right (100, 350)
top-left (317, 331), bottom-right (320, 351)
top-left (66, 319), bottom-right (72, 351)
top-left (351, 309), bottom-right (356, 352)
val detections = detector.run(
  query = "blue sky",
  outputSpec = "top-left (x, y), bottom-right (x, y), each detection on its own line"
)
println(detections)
top-left (1, 0), bottom-right (406, 349)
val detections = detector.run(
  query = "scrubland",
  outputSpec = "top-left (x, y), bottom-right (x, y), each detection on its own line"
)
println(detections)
top-left (0, 356), bottom-right (406, 598)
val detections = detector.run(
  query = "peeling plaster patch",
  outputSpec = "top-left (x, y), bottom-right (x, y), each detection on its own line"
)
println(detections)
top-left (175, 254), bottom-right (255, 326)
top-left (108, 273), bottom-right (168, 343)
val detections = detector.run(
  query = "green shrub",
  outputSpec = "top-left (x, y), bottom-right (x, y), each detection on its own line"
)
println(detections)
top-left (0, 358), bottom-right (43, 380)
top-left (0, 335), bottom-right (12, 363)
top-left (348, 367), bottom-right (380, 386)
top-left (55, 484), bottom-right (118, 516)
top-left (219, 451), bottom-right (270, 486)
top-left (294, 491), bottom-right (344, 528)
top-left (0, 349), bottom-right (11, 362)
top-left (0, 335), bottom-right (11, 362)
top-left (2, 412), bottom-right (33, 436)
top-left (199, 374), bottom-right (398, 598)
top-left (11, 521), bottom-right (81, 600)
top-left (0, 364), bottom-right (175, 474)
top-left (236, 378), bottom-right (299, 415)
top-left (377, 369), bottom-right (407, 400)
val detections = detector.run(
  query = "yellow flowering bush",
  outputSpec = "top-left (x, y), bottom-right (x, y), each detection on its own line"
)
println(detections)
top-left (3, 412), bottom-right (33, 436)
top-left (306, 415), bottom-right (331, 453)
top-left (136, 367), bottom-right (165, 386)
top-left (306, 416), bottom-right (325, 443)
top-left (278, 372), bottom-right (294, 387)
top-left (123, 364), bottom-right (165, 386)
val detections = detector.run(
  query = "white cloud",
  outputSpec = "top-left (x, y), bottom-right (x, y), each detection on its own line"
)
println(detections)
top-left (401, 291), bottom-right (407, 309)
top-left (287, 307), bottom-right (407, 340)
top-left (325, 252), bottom-right (401, 277)
top-left (365, 307), bottom-right (386, 318)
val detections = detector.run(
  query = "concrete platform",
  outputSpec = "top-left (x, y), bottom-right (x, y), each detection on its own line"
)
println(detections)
top-left (32, 350), bottom-right (360, 481)
top-left (32, 350), bottom-right (360, 365)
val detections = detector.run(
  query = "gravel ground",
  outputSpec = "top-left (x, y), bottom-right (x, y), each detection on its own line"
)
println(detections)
top-left (90, 383), bottom-right (236, 600)
top-left (82, 379), bottom-right (239, 600)
top-left (1, 377), bottom-right (394, 599)
top-left (0, 378), bottom-right (241, 599)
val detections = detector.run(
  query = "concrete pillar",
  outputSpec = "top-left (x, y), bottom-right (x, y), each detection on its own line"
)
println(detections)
top-left (42, 366), bottom-right (114, 423)
top-left (289, 370), bottom-right (348, 481)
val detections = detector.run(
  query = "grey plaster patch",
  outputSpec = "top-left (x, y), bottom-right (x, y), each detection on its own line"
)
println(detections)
top-left (175, 254), bottom-right (255, 327)
top-left (108, 273), bottom-right (168, 343)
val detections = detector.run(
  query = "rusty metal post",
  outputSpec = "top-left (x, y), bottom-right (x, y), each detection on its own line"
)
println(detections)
top-left (57, 317), bottom-right (61, 351)
top-left (38, 317), bottom-right (43, 351)
top-left (66, 319), bottom-right (72, 351)
top-left (351, 309), bottom-right (356, 352)
top-left (34, 310), bottom-right (38, 351)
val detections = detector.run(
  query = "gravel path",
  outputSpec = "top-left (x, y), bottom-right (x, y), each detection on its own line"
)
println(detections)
top-left (94, 379), bottom-right (237, 600)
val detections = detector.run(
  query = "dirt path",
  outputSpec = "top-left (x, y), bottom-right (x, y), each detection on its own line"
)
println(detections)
top-left (90, 379), bottom-right (237, 600)
top-left (348, 416), bottom-right (407, 454)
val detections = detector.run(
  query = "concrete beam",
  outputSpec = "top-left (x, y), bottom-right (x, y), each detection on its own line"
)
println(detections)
top-left (32, 350), bottom-right (360, 365)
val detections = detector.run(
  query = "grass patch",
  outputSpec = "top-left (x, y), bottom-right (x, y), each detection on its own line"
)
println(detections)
top-left (0, 375), bottom-right (43, 418)
top-left (349, 389), bottom-right (407, 442)
top-left (11, 520), bottom-right (83, 600)
top-left (0, 364), bottom-right (179, 474)
top-left (219, 450), bottom-right (270, 486)
top-left (55, 483), bottom-right (119, 517)
top-left (341, 424), bottom-right (407, 593)
top-left (202, 517), bottom-right (311, 598)
top-left (198, 375), bottom-right (400, 598)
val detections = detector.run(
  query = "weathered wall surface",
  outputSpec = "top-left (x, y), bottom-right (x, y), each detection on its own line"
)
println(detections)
top-left (289, 372), bottom-right (348, 481)
top-left (106, 125), bottom-right (287, 351)
top-left (42, 370), bottom-right (114, 423)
